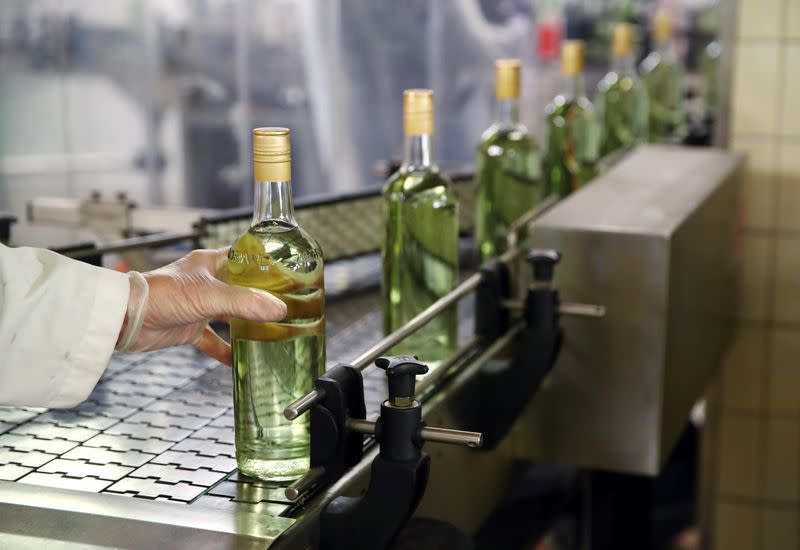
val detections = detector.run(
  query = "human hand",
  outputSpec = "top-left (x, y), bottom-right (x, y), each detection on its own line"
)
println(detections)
top-left (115, 248), bottom-right (286, 365)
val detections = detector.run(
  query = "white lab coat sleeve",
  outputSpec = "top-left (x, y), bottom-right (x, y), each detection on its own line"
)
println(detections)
top-left (0, 244), bottom-right (130, 408)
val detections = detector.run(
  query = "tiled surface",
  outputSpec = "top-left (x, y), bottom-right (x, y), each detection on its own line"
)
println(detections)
top-left (777, 172), bottom-right (800, 233)
top-left (710, 1), bottom-right (800, 547)
top-left (780, 45), bottom-right (800, 137)
top-left (717, 413), bottom-right (762, 499)
top-left (764, 417), bottom-right (800, 502)
top-left (732, 140), bottom-right (777, 230)
top-left (721, 328), bottom-right (766, 411)
top-left (773, 238), bottom-right (800, 322)
top-left (731, 43), bottom-right (781, 136)
top-left (738, 235), bottom-right (773, 321)
top-left (786, 0), bottom-right (800, 39)
top-left (768, 328), bottom-right (800, 413)
top-left (762, 507), bottom-right (799, 549)
top-left (737, 0), bottom-right (783, 39)
top-left (714, 501), bottom-right (760, 550)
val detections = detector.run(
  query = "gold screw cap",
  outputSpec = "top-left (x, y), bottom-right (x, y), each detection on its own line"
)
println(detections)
top-left (253, 127), bottom-right (291, 182)
top-left (612, 23), bottom-right (635, 57)
top-left (653, 10), bottom-right (672, 41)
top-left (403, 89), bottom-right (434, 136)
top-left (562, 40), bottom-right (585, 76)
top-left (495, 59), bottom-right (521, 100)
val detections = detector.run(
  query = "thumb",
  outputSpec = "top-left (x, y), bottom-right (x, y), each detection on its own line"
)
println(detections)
top-left (203, 280), bottom-right (287, 322)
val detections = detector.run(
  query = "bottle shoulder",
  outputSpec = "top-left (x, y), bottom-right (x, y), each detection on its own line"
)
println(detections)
top-left (597, 71), bottom-right (619, 94)
top-left (478, 125), bottom-right (538, 153)
top-left (577, 96), bottom-right (595, 115)
top-left (640, 52), bottom-right (681, 77)
top-left (382, 167), bottom-right (454, 200)
top-left (231, 221), bottom-right (324, 260)
top-left (598, 73), bottom-right (646, 97)
top-left (547, 96), bottom-right (595, 121)
top-left (639, 52), bottom-right (661, 75)
top-left (545, 94), bottom-right (566, 116)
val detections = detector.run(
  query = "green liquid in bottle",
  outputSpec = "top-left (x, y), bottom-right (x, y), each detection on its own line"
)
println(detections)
top-left (596, 73), bottom-right (649, 157)
top-left (640, 52), bottom-right (685, 142)
top-left (382, 169), bottom-right (458, 366)
top-left (228, 222), bottom-right (325, 481)
top-left (475, 126), bottom-right (544, 261)
top-left (701, 41), bottom-right (721, 118)
top-left (544, 97), bottom-right (600, 198)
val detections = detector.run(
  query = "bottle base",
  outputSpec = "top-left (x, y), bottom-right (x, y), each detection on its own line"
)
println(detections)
top-left (236, 454), bottom-right (309, 482)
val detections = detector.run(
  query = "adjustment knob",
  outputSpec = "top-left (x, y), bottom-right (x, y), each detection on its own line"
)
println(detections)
top-left (527, 249), bottom-right (562, 283)
top-left (375, 356), bottom-right (429, 402)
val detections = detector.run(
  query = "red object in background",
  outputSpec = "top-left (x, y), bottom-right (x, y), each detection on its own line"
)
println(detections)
top-left (537, 19), bottom-right (562, 62)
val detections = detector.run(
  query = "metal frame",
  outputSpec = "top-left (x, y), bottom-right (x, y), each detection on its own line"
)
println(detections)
top-left (55, 169), bottom-right (477, 265)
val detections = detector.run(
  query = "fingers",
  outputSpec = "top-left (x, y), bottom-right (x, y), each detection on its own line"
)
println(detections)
top-left (173, 248), bottom-right (231, 275)
top-left (212, 247), bottom-right (231, 274)
top-left (194, 325), bottom-right (233, 366)
top-left (145, 247), bottom-right (287, 329)
top-left (184, 247), bottom-right (232, 281)
top-left (205, 280), bottom-right (288, 323)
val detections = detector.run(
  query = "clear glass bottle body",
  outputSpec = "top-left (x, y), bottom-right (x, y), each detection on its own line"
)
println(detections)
top-left (382, 135), bottom-right (458, 366)
top-left (475, 99), bottom-right (544, 261)
top-left (596, 55), bottom-right (650, 157)
top-left (640, 41), bottom-right (685, 142)
top-left (228, 180), bottom-right (325, 481)
top-left (544, 76), bottom-right (600, 198)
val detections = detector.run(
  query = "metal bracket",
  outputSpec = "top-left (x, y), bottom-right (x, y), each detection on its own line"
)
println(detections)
top-left (454, 249), bottom-right (568, 449)
top-left (318, 356), bottom-right (481, 550)
top-left (285, 365), bottom-right (366, 501)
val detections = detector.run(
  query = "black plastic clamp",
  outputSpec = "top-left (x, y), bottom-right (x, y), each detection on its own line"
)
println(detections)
top-left (319, 355), bottom-right (483, 550)
top-left (456, 249), bottom-right (564, 450)
top-left (475, 259), bottom-right (511, 342)
top-left (300, 365), bottom-right (367, 498)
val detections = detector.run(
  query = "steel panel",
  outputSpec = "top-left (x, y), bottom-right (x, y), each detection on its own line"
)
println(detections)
top-left (519, 145), bottom-right (742, 475)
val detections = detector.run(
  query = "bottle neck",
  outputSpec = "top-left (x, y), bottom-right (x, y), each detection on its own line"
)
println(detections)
top-left (494, 98), bottom-right (521, 126)
top-left (655, 38), bottom-right (672, 59)
top-left (252, 180), bottom-right (296, 226)
top-left (612, 53), bottom-right (637, 78)
top-left (561, 73), bottom-right (586, 100)
top-left (402, 134), bottom-right (436, 170)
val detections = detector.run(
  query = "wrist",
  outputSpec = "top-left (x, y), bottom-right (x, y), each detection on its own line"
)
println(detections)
top-left (116, 313), bottom-right (129, 348)
top-left (116, 271), bottom-right (149, 353)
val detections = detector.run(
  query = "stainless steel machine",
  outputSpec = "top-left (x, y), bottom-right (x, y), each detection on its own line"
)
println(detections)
top-left (518, 145), bottom-right (742, 475)
top-left (0, 146), bottom-right (741, 549)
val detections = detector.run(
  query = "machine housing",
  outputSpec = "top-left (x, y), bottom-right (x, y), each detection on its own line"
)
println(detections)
top-left (515, 145), bottom-right (742, 475)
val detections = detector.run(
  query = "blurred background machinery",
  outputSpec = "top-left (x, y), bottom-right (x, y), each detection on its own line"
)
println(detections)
top-left (0, 0), bottom-right (720, 252)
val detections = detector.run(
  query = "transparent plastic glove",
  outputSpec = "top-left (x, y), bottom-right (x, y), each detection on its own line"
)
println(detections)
top-left (115, 248), bottom-right (286, 366)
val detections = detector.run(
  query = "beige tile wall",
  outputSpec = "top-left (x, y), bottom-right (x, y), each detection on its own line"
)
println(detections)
top-left (709, 0), bottom-right (800, 547)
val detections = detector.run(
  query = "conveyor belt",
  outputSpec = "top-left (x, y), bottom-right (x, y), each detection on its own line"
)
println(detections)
top-left (0, 255), bottom-right (474, 517)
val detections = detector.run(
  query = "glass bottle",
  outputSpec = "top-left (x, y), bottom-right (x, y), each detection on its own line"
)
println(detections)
top-left (639, 10), bottom-right (685, 142)
top-left (596, 23), bottom-right (650, 157)
top-left (227, 128), bottom-right (325, 481)
top-left (475, 59), bottom-right (544, 262)
top-left (544, 40), bottom-right (600, 198)
top-left (382, 89), bottom-right (458, 367)
top-left (701, 40), bottom-right (721, 121)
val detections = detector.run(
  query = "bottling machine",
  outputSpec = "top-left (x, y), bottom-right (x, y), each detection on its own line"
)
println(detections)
top-left (0, 146), bottom-right (741, 549)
